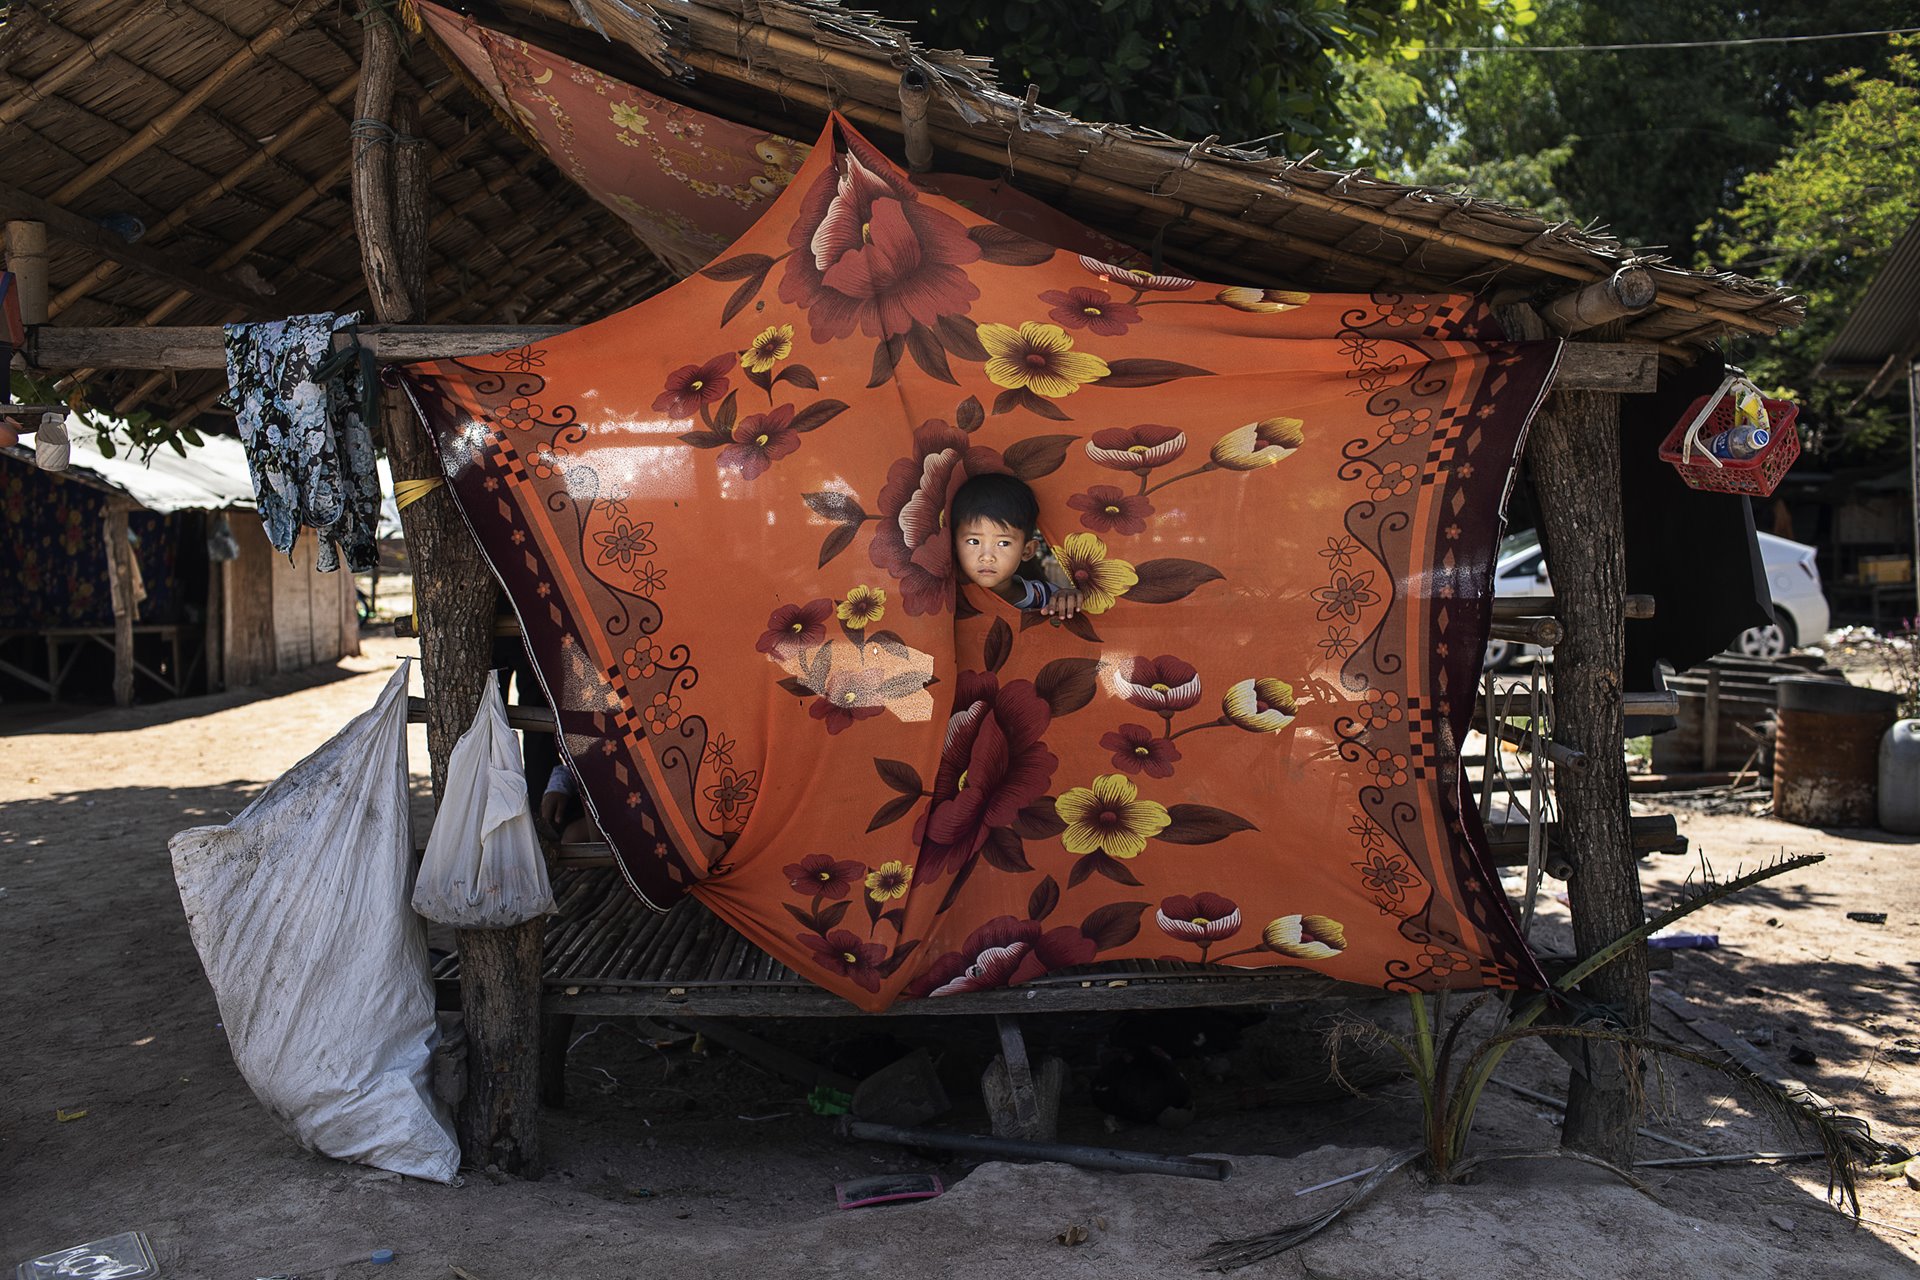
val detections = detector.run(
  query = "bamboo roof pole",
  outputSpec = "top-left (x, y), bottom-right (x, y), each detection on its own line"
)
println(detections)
top-left (0, 0), bottom-right (167, 129)
top-left (47, 71), bottom-right (364, 319)
top-left (664, 43), bottom-right (1460, 293)
top-left (48, 0), bottom-right (335, 208)
top-left (576, 0), bottom-right (1790, 337)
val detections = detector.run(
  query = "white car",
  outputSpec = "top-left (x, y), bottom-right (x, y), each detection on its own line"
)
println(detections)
top-left (1486, 530), bottom-right (1829, 668)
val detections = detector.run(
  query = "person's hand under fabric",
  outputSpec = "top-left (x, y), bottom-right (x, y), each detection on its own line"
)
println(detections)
top-left (1039, 587), bottom-right (1083, 619)
top-left (539, 789), bottom-right (570, 832)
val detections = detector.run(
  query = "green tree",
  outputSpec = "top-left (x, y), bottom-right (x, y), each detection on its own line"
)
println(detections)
top-left (878, 0), bottom-right (1535, 155)
top-left (1707, 39), bottom-right (1920, 458)
top-left (1360, 0), bottom-right (1918, 259)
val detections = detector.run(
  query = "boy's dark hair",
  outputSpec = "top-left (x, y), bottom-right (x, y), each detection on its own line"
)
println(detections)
top-left (951, 472), bottom-right (1040, 537)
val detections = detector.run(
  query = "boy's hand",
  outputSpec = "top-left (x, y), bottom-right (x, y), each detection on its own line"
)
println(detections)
top-left (539, 791), bottom-right (569, 831)
top-left (1042, 588), bottom-right (1083, 620)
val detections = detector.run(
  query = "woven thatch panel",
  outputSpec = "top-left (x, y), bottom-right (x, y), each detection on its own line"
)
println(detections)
top-left (2, 0), bottom-right (1801, 425)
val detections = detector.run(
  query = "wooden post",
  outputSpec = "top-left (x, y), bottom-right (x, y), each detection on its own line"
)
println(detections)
top-left (352, 7), bottom-right (544, 1177)
top-left (102, 500), bottom-right (137, 707)
top-left (898, 68), bottom-right (933, 173)
top-left (6, 220), bottom-right (49, 324)
top-left (1520, 320), bottom-right (1649, 1166)
top-left (1541, 267), bottom-right (1657, 336)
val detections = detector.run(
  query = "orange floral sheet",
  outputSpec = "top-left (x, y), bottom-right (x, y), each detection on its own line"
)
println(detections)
top-left (399, 117), bottom-right (1559, 1011)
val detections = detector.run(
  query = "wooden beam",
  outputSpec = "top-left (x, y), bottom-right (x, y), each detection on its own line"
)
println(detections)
top-left (31, 326), bottom-right (1661, 390)
top-left (0, 182), bottom-right (275, 313)
top-left (48, 0), bottom-right (333, 208)
top-left (33, 324), bottom-right (572, 369)
top-left (1542, 267), bottom-right (1657, 336)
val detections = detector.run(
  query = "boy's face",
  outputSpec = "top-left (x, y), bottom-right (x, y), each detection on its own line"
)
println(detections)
top-left (954, 516), bottom-right (1039, 596)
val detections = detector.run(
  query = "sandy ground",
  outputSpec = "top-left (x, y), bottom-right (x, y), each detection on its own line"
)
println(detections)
top-left (3, 637), bottom-right (1918, 1279)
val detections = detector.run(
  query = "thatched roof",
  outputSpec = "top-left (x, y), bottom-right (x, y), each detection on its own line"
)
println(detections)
top-left (2, 0), bottom-right (1804, 428)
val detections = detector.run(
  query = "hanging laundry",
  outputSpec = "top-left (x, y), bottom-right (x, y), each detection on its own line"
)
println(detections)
top-left (224, 311), bottom-right (380, 572)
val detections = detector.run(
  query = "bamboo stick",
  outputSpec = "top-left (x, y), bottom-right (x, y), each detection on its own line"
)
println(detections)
top-left (0, 0), bottom-right (167, 129)
top-left (49, 0), bottom-right (334, 208)
top-left (1542, 267), bottom-right (1656, 335)
top-left (538, 0), bottom-right (1791, 336)
top-left (47, 70), bottom-right (363, 318)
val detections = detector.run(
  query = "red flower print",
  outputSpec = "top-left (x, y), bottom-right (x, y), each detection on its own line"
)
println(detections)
top-left (1312, 571), bottom-right (1380, 624)
top-left (779, 130), bottom-right (981, 342)
top-left (809, 666), bottom-right (890, 734)
top-left (913, 672), bottom-right (1057, 878)
top-left (756, 598), bottom-right (834, 658)
top-left (1039, 286), bottom-right (1141, 337)
top-left (1155, 892), bottom-right (1242, 945)
top-left (782, 853), bottom-right (865, 899)
top-left (801, 929), bottom-right (888, 993)
top-left (1109, 655), bottom-right (1203, 714)
top-left (719, 403), bottom-right (801, 480)
top-left (904, 915), bottom-right (1099, 997)
top-left (1067, 485), bottom-right (1153, 536)
top-left (653, 353), bottom-right (735, 420)
top-left (1100, 723), bottom-right (1181, 778)
top-left (869, 419), bottom-right (1005, 616)
top-left (1084, 423), bottom-right (1186, 472)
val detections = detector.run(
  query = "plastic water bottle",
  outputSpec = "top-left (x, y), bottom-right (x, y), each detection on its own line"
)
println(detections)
top-left (1707, 424), bottom-right (1769, 459)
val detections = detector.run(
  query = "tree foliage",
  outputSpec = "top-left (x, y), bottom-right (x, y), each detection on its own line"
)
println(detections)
top-left (1362, 0), bottom-right (1919, 258)
top-left (882, 0), bottom-right (1535, 153)
top-left (1707, 39), bottom-right (1920, 458)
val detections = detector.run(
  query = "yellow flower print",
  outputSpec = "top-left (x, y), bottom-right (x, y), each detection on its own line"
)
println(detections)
top-left (1052, 533), bottom-right (1137, 613)
top-left (1210, 417), bottom-right (1306, 471)
top-left (742, 324), bottom-right (794, 374)
top-left (1261, 914), bottom-right (1347, 959)
top-left (611, 101), bottom-right (648, 133)
top-left (978, 322), bottom-right (1111, 398)
top-left (1223, 677), bottom-right (1296, 732)
top-left (1216, 287), bottom-right (1312, 314)
top-left (836, 584), bottom-right (886, 629)
top-left (1055, 773), bottom-right (1172, 859)
top-left (865, 860), bottom-right (913, 902)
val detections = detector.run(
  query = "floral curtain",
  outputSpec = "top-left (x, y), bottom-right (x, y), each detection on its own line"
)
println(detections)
top-left (399, 117), bottom-right (1559, 1011)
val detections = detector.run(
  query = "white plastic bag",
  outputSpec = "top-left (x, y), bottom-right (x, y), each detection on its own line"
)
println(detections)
top-left (411, 678), bottom-right (555, 927)
top-left (170, 662), bottom-right (459, 1183)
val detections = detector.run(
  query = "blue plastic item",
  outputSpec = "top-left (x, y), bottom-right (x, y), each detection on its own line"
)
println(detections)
top-left (371, 1249), bottom-right (396, 1265)
top-left (1646, 933), bottom-right (1719, 950)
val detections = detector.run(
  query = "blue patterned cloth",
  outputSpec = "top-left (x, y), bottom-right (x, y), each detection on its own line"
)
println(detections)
top-left (223, 312), bottom-right (379, 573)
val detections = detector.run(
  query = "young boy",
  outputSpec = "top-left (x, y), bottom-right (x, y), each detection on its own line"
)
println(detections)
top-left (951, 473), bottom-right (1083, 618)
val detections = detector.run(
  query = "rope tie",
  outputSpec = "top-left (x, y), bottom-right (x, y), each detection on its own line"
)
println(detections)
top-left (393, 476), bottom-right (444, 510)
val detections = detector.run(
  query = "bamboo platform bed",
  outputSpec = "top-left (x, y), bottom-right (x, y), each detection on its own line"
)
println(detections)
top-left (431, 867), bottom-right (1381, 1020)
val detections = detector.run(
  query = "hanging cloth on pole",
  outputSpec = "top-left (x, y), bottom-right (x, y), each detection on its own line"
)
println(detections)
top-left (224, 311), bottom-right (381, 572)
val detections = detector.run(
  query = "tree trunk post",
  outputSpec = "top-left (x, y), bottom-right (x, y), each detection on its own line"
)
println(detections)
top-left (1524, 336), bottom-right (1647, 1167)
top-left (354, 6), bottom-right (544, 1178)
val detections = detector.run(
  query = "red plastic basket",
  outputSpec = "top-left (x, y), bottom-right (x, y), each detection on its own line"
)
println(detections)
top-left (1657, 387), bottom-right (1799, 497)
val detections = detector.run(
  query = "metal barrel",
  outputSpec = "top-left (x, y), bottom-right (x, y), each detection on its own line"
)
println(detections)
top-left (1771, 677), bottom-right (1900, 826)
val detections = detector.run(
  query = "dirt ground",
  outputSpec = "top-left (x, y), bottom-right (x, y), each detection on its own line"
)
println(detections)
top-left (4, 637), bottom-right (1918, 1279)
